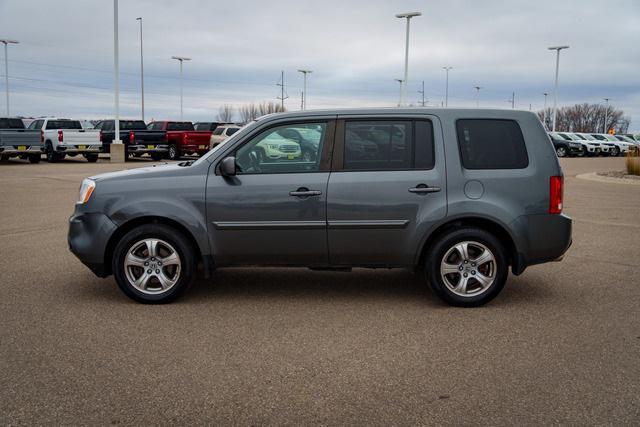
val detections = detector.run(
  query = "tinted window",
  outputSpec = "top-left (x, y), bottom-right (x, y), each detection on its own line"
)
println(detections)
top-left (213, 127), bottom-right (225, 135)
top-left (194, 122), bottom-right (211, 131)
top-left (120, 120), bottom-right (147, 130)
top-left (456, 119), bottom-right (528, 169)
top-left (0, 118), bottom-right (25, 129)
top-left (147, 122), bottom-right (164, 131)
top-left (46, 120), bottom-right (82, 130)
top-left (28, 120), bottom-right (43, 130)
top-left (235, 122), bottom-right (326, 174)
top-left (167, 122), bottom-right (194, 131)
top-left (343, 120), bottom-right (434, 171)
top-left (227, 128), bottom-right (240, 136)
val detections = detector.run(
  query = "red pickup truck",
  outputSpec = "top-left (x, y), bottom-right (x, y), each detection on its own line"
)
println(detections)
top-left (147, 121), bottom-right (212, 160)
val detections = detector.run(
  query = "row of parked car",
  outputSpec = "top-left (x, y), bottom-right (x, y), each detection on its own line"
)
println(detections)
top-left (548, 131), bottom-right (640, 158)
top-left (0, 117), bottom-right (244, 163)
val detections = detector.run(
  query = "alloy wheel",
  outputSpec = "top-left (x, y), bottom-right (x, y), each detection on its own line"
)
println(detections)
top-left (440, 241), bottom-right (496, 297)
top-left (124, 238), bottom-right (182, 295)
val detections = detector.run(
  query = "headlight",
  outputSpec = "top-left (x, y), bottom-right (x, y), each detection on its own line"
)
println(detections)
top-left (77, 178), bottom-right (96, 204)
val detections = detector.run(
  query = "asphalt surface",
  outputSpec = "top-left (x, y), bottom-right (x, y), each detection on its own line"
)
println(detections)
top-left (1, 155), bottom-right (639, 425)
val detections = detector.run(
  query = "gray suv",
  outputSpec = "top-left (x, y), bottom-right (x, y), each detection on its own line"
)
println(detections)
top-left (68, 108), bottom-right (572, 306)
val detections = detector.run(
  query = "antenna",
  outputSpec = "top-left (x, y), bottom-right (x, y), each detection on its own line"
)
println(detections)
top-left (276, 70), bottom-right (289, 110)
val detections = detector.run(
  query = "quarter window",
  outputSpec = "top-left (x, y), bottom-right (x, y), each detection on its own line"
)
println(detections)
top-left (456, 119), bottom-right (528, 169)
top-left (235, 122), bottom-right (326, 174)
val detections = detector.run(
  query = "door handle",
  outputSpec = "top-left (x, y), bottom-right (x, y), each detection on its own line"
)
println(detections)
top-left (290, 187), bottom-right (322, 197)
top-left (408, 184), bottom-right (441, 194)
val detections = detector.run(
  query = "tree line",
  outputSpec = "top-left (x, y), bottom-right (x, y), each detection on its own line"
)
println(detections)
top-left (216, 102), bottom-right (286, 123)
top-left (538, 103), bottom-right (630, 134)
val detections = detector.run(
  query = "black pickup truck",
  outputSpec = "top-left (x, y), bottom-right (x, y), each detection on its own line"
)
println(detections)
top-left (0, 117), bottom-right (42, 163)
top-left (94, 120), bottom-right (167, 160)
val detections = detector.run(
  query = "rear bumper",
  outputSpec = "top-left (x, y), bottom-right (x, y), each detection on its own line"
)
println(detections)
top-left (0, 145), bottom-right (42, 155)
top-left (180, 144), bottom-right (209, 155)
top-left (56, 144), bottom-right (101, 154)
top-left (128, 144), bottom-right (169, 153)
top-left (510, 213), bottom-right (572, 275)
top-left (68, 212), bottom-right (117, 278)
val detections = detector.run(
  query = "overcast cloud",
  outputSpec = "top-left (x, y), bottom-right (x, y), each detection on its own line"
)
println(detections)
top-left (1, 0), bottom-right (639, 129)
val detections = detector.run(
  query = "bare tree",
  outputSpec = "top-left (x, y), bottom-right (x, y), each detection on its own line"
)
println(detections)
top-left (239, 104), bottom-right (259, 123)
top-left (257, 101), bottom-right (286, 117)
top-left (217, 104), bottom-right (235, 122)
top-left (537, 103), bottom-right (630, 133)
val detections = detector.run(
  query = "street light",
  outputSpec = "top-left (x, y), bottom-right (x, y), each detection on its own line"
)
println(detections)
top-left (603, 97), bottom-right (610, 133)
top-left (297, 69), bottom-right (312, 110)
top-left (395, 11), bottom-right (421, 106)
top-left (136, 17), bottom-right (145, 121)
top-left (548, 45), bottom-right (569, 132)
top-left (474, 85), bottom-right (482, 107)
top-left (442, 66), bottom-right (453, 107)
top-left (0, 39), bottom-right (19, 116)
top-left (171, 56), bottom-right (191, 120)
top-left (394, 78), bottom-right (404, 106)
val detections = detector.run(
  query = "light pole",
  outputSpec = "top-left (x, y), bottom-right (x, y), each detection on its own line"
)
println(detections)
top-left (443, 66), bottom-right (452, 107)
top-left (548, 45), bottom-right (569, 132)
top-left (1, 39), bottom-right (19, 116)
top-left (474, 86), bottom-right (482, 107)
top-left (543, 92), bottom-right (549, 129)
top-left (110, 0), bottom-right (124, 162)
top-left (603, 97), bottom-right (610, 133)
top-left (394, 79), bottom-right (404, 106)
top-left (171, 56), bottom-right (191, 120)
top-left (136, 17), bottom-right (145, 121)
top-left (395, 11), bottom-right (421, 106)
top-left (297, 69), bottom-right (312, 110)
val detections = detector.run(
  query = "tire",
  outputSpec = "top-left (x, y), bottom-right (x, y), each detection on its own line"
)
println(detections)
top-left (610, 147), bottom-right (619, 157)
top-left (45, 142), bottom-right (61, 163)
top-left (425, 227), bottom-right (508, 307)
top-left (555, 146), bottom-right (567, 157)
top-left (167, 144), bottom-right (180, 160)
top-left (112, 224), bottom-right (196, 304)
top-left (85, 153), bottom-right (98, 163)
top-left (28, 154), bottom-right (41, 164)
top-left (150, 153), bottom-right (164, 161)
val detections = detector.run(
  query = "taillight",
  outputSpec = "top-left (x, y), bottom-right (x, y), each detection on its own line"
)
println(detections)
top-left (129, 131), bottom-right (135, 142)
top-left (99, 130), bottom-right (103, 142)
top-left (58, 130), bottom-right (63, 142)
top-left (549, 176), bottom-right (563, 214)
top-left (183, 133), bottom-right (188, 143)
top-left (40, 130), bottom-right (44, 144)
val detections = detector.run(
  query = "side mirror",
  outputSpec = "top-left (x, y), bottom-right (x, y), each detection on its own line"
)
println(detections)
top-left (220, 156), bottom-right (236, 176)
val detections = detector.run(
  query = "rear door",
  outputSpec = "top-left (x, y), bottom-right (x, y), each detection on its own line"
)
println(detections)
top-left (326, 115), bottom-right (447, 266)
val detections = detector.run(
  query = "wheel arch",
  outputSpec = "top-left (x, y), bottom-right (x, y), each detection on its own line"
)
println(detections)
top-left (416, 216), bottom-right (523, 275)
top-left (103, 216), bottom-right (204, 277)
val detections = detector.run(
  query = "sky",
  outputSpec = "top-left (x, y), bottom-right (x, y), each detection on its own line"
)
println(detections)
top-left (1, 0), bottom-right (639, 130)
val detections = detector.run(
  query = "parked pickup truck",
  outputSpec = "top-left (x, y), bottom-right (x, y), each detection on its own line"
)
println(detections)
top-left (94, 120), bottom-right (167, 161)
top-left (0, 117), bottom-right (42, 163)
top-left (147, 121), bottom-right (212, 160)
top-left (28, 118), bottom-right (101, 163)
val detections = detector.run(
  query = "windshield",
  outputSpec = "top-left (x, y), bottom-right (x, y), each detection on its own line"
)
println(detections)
top-left (580, 133), bottom-right (597, 141)
top-left (574, 134), bottom-right (587, 140)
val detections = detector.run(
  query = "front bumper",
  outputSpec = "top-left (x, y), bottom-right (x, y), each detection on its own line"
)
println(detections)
top-left (68, 212), bottom-right (118, 277)
top-left (0, 145), bottom-right (42, 155)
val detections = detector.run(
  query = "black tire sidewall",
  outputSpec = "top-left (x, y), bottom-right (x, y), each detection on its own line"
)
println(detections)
top-left (112, 224), bottom-right (196, 304)
top-left (425, 227), bottom-right (508, 307)
top-left (168, 145), bottom-right (178, 160)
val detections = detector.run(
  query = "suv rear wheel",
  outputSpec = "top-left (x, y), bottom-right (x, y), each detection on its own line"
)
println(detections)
top-left (112, 224), bottom-right (196, 303)
top-left (425, 227), bottom-right (508, 307)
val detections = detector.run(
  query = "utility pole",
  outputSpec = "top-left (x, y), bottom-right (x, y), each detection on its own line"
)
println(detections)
top-left (394, 79), bottom-right (404, 107)
top-left (548, 45), bottom-right (569, 131)
top-left (300, 91), bottom-right (304, 111)
top-left (276, 71), bottom-right (288, 111)
top-left (543, 92), bottom-right (549, 129)
top-left (510, 91), bottom-right (515, 109)
top-left (474, 86), bottom-right (482, 108)
top-left (395, 11), bottom-right (421, 106)
top-left (418, 80), bottom-right (426, 106)
top-left (603, 98), bottom-right (610, 133)
top-left (297, 69), bottom-right (312, 110)
top-left (171, 56), bottom-right (191, 120)
top-left (136, 17), bottom-right (145, 121)
top-left (0, 39), bottom-right (18, 116)
top-left (110, 0), bottom-right (124, 162)
top-left (442, 66), bottom-right (452, 107)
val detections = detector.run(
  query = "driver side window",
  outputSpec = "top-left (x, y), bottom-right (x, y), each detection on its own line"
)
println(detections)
top-left (235, 122), bottom-right (326, 174)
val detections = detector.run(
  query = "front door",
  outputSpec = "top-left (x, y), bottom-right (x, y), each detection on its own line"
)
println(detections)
top-left (327, 116), bottom-right (447, 266)
top-left (206, 120), bottom-right (335, 266)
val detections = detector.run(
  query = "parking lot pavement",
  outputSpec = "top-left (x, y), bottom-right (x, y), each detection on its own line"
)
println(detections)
top-left (1, 157), bottom-right (639, 424)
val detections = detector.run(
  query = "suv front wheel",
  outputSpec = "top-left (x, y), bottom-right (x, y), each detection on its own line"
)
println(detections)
top-left (112, 224), bottom-right (195, 303)
top-left (425, 227), bottom-right (508, 307)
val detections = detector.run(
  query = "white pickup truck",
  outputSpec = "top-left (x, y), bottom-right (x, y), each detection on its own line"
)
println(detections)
top-left (28, 118), bottom-right (101, 163)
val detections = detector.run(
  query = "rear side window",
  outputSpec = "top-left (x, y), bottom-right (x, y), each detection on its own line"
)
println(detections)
top-left (194, 123), bottom-right (211, 131)
top-left (213, 127), bottom-right (225, 135)
top-left (0, 118), bottom-right (25, 129)
top-left (120, 120), bottom-right (146, 130)
top-left (167, 122), bottom-right (194, 131)
top-left (456, 119), bottom-right (528, 169)
top-left (227, 128), bottom-right (240, 136)
top-left (343, 120), bottom-right (434, 171)
top-left (46, 120), bottom-right (82, 130)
